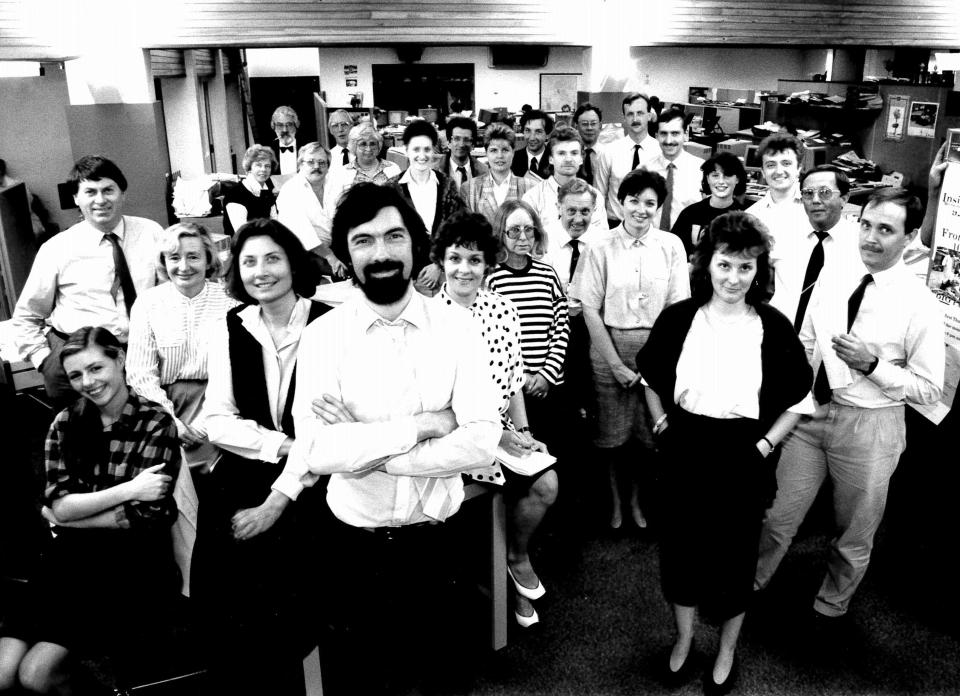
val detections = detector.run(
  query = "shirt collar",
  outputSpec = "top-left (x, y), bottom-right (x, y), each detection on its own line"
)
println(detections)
top-left (86, 217), bottom-right (125, 240)
top-left (870, 259), bottom-right (908, 288)
top-left (762, 182), bottom-right (802, 208)
top-left (399, 168), bottom-right (438, 186)
top-left (355, 285), bottom-right (426, 331)
top-left (238, 297), bottom-right (311, 346)
top-left (614, 224), bottom-right (650, 248)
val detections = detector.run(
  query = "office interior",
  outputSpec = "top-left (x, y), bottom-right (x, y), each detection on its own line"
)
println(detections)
top-left (1, 1), bottom-right (960, 693)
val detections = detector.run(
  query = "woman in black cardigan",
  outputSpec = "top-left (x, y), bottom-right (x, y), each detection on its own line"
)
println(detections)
top-left (637, 212), bottom-right (812, 695)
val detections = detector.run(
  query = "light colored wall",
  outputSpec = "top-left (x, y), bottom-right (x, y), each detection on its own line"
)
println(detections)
top-left (310, 46), bottom-right (587, 111)
top-left (0, 66), bottom-right (78, 232)
top-left (160, 53), bottom-right (207, 179)
top-left (247, 48), bottom-right (321, 78)
top-left (623, 47), bottom-right (809, 105)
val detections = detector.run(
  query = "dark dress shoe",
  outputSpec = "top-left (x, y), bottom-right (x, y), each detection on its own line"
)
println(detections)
top-left (702, 655), bottom-right (739, 696)
top-left (659, 639), bottom-right (697, 690)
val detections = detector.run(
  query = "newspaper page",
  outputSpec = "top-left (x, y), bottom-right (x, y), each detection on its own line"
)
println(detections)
top-left (920, 164), bottom-right (960, 423)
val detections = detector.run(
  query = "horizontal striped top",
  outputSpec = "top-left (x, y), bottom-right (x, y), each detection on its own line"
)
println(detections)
top-left (127, 280), bottom-right (239, 426)
top-left (486, 258), bottom-right (569, 386)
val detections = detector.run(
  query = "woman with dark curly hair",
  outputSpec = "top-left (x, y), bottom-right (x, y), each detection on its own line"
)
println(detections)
top-left (637, 211), bottom-right (812, 694)
top-left (192, 218), bottom-right (331, 695)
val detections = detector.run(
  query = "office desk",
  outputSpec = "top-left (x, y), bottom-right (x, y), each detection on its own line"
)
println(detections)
top-left (0, 320), bottom-right (41, 393)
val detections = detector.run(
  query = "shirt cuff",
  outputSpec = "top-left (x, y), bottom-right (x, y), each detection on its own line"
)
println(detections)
top-left (271, 471), bottom-right (304, 502)
top-left (867, 358), bottom-right (894, 387)
top-left (259, 430), bottom-right (289, 463)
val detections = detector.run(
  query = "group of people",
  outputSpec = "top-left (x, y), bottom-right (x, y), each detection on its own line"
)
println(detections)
top-left (0, 86), bottom-right (948, 696)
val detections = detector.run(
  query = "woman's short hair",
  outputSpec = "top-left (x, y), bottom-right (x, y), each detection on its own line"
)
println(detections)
top-left (330, 182), bottom-right (431, 279)
top-left (402, 119), bottom-right (438, 147)
top-left (492, 199), bottom-right (548, 262)
top-left (156, 222), bottom-right (223, 281)
top-left (617, 168), bottom-right (668, 206)
top-left (700, 152), bottom-right (748, 196)
top-left (59, 326), bottom-right (124, 368)
top-left (347, 123), bottom-right (383, 156)
top-left (297, 141), bottom-right (330, 166)
top-left (689, 211), bottom-right (772, 307)
top-left (227, 218), bottom-right (319, 304)
top-left (484, 123), bottom-right (516, 149)
top-left (430, 210), bottom-right (499, 268)
top-left (241, 145), bottom-right (276, 173)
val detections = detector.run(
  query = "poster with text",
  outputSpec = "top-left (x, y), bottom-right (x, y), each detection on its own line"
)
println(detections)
top-left (919, 164), bottom-right (960, 423)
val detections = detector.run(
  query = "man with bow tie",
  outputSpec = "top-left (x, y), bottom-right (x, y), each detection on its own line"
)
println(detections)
top-left (268, 105), bottom-right (300, 175)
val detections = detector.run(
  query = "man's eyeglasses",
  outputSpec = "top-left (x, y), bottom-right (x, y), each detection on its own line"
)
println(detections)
top-left (505, 225), bottom-right (537, 240)
top-left (301, 159), bottom-right (329, 168)
top-left (800, 187), bottom-right (840, 201)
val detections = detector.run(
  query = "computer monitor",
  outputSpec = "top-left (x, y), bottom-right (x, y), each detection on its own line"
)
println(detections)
top-left (388, 110), bottom-right (408, 126)
top-left (743, 144), bottom-right (762, 170)
top-left (418, 108), bottom-right (439, 123)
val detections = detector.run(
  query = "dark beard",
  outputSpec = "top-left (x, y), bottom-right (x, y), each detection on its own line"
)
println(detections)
top-left (356, 260), bottom-right (410, 305)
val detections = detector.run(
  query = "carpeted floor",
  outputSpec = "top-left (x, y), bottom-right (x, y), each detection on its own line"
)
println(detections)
top-left (468, 481), bottom-right (960, 696)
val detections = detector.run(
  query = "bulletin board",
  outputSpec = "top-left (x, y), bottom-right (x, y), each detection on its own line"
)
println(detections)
top-left (540, 73), bottom-right (581, 113)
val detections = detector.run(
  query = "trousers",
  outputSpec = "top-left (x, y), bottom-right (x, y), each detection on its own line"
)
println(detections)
top-left (755, 403), bottom-right (906, 616)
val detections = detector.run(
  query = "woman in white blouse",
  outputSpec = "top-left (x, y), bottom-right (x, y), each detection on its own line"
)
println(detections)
top-left (192, 218), bottom-right (330, 695)
top-left (637, 212), bottom-right (812, 694)
top-left (128, 222), bottom-right (237, 456)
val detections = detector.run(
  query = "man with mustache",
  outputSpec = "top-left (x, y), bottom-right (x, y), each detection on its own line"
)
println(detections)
top-left (754, 187), bottom-right (944, 623)
top-left (276, 142), bottom-right (347, 278)
top-left (599, 92), bottom-right (659, 228)
top-left (270, 182), bottom-right (500, 695)
top-left (648, 106), bottom-right (704, 232)
top-left (268, 105), bottom-right (300, 175)
top-left (12, 155), bottom-right (161, 408)
top-left (769, 165), bottom-right (864, 332)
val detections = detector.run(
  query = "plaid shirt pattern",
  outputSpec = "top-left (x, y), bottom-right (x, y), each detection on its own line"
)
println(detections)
top-left (45, 391), bottom-right (181, 529)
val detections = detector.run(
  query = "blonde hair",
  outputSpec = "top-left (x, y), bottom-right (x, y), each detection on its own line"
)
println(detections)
top-left (492, 199), bottom-right (548, 262)
top-left (156, 222), bottom-right (223, 281)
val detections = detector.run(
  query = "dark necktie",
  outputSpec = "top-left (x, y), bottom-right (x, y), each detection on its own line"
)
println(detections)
top-left (631, 144), bottom-right (640, 170)
top-left (342, 148), bottom-right (350, 165)
top-left (582, 148), bottom-right (594, 185)
top-left (813, 273), bottom-right (874, 404)
top-left (568, 239), bottom-right (581, 284)
top-left (794, 231), bottom-right (829, 333)
top-left (104, 232), bottom-right (137, 315)
top-left (280, 145), bottom-right (293, 153)
top-left (530, 156), bottom-right (539, 174)
top-left (659, 163), bottom-right (675, 231)
top-left (456, 166), bottom-right (467, 187)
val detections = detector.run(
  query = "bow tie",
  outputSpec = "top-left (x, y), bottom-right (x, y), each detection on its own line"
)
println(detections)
top-left (280, 145), bottom-right (294, 153)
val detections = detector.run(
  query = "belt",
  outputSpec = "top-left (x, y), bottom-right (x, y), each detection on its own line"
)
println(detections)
top-left (356, 521), bottom-right (442, 542)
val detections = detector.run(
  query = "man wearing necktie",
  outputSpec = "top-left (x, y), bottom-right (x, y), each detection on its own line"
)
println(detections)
top-left (574, 102), bottom-right (604, 187)
top-left (435, 116), bottom-right (487, 191)
top-left (511, 109), bottom-right (554, 180)
top-left (270, 183), bottom-right (500, 695)
top-left (268, 105), bottom-right (300, 175)
top-left (12, 156), bottom-right (162, 408)
top-left (755, 188), bottom-right (944, 621)
top-left (649, 107), bottom-right (703, 233)
top-left (600, 93), bottom-right (658, 228)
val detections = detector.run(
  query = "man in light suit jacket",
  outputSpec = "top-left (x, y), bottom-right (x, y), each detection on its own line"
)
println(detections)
top-left (435, 116), bottom-right (488, 190)
top-left (462, 123), bottom-right (532, 225)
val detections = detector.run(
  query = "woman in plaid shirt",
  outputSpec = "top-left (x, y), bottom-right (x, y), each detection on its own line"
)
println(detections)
top-left (0, 327), bottom-right (181, 694)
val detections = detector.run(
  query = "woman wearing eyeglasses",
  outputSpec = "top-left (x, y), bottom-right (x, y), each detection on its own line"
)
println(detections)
top-left (486, 199), bottom-right (568, 624)
top-left (322, 122), bottom-right (401, 226)
top-left (574, 169), bottom-right (690, 531)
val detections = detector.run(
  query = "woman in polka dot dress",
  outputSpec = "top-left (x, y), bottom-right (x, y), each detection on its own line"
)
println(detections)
top-left (431, 210), bottom-right (556, 628)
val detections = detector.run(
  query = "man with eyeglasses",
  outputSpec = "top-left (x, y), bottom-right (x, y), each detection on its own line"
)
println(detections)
top-left (327, 109), bottom-right (355, 170)
top-left (755, 186), bottom-right (943, 623)
top-left (522, 124), bottom-right (607, 234)
top-left (573, 102), bottom-right (608, 191)
top-left (769, 165), bottom-right (864, 331)
top-left (276, 142), bottom-right (348, 278)
top-left (268, 105), bottom-right (300, 175)
top-left (435, 116), bottom-right (487, 190)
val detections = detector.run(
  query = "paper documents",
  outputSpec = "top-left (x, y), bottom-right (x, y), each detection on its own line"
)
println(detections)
top-left (496, 447), bottom-right (556, 477)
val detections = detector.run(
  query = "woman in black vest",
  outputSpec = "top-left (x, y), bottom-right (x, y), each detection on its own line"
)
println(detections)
top-left (637, 212), bottom-right (811, 695)
top-left (192, 218), bottom-right (330, 696)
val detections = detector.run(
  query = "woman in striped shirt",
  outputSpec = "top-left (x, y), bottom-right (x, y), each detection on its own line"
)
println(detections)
top-left (127, 222), bottom-right (238, 458)
top-left (486, 199), bottom-right (569, 621)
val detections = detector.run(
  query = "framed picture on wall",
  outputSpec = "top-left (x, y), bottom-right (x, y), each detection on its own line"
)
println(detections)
top-left (540, 73), bottom-right (581, 113)
top-left (884, 95), bottom-right (909, 142)
top-left (908, 101), bottom-right (939, 139)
